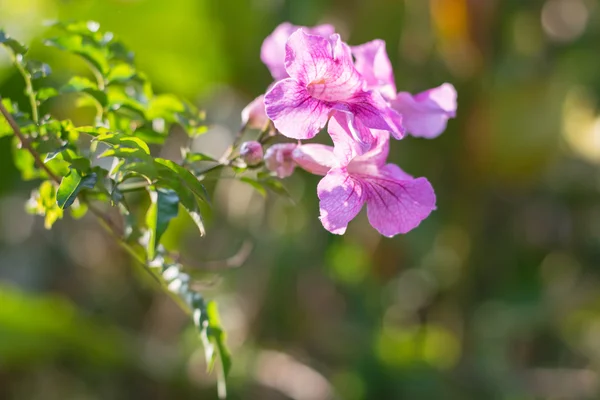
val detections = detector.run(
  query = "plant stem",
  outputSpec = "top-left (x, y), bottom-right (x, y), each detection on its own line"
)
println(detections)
top-left (0, 95), bottom-right (61, 183)
top-left (13, 57), bottom-right (39, 124)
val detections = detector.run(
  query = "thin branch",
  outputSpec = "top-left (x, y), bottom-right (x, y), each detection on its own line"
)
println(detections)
top-left (14, 60), bottom-right (39, 124)
top-left (0, 95), bottom-right (61, 183)
top-left (219, 124), bottom-right (247, 163)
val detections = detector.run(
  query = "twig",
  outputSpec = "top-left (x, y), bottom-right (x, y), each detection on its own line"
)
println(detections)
top-left (14, 59), bottom-right (39, 124)
top-left (219, 124), bottom-right (247, 163)
top-left (0, 95), bottom-right (61, 183)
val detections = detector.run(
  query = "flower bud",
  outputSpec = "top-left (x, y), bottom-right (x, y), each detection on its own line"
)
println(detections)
top-left (239, 141), bottom-right (264, 166)
top-left (241, 95), bottom-right (269, 130)
top-left (264, 143), bottom-right (297, 178)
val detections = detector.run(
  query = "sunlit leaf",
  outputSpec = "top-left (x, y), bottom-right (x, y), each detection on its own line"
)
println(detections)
top-left (94, 132), bottom-right (150, 154)
top-left (60, 76), bottom-right (107, 107)
top-left (57, 169), bottom-right (98, 209)
top-left (37, 87), bottom-right (59, 102)
top-left (107, 63), bottom-right (137, 84)
top-left (45, 35), bottom-right (109, 75)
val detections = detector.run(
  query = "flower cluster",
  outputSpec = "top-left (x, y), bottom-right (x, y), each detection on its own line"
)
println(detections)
top-left (242, 22), bottom-right (457, 237)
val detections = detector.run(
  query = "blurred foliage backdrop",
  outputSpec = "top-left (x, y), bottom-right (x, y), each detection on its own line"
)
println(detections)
top-left (2, 0), bottom-right (600, 399)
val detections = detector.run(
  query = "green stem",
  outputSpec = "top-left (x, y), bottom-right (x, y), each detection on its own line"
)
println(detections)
top-left (14, 56), bottom-right (39, 124)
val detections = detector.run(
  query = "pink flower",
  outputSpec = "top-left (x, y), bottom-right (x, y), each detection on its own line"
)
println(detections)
top-left (293, 115), bottom-right (436, 237)
top-left (241, 95), bottom-right (269, 130)
top-left (264, 29), bottom-right (404, 141)
top-left (390, 83), bottom-right (457, 139)
top-left (261, 22), bottom-right (336, 81)
top-left (264, 143), bottom-right (298, 178)
top-left (351, 39), bottom-right (397, 100)
top-left (351, 39), bottom-right (457, 139)
top-left (239, 141), bottom-right (264, 166)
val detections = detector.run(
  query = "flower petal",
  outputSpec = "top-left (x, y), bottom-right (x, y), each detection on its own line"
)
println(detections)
top-left (350, 129), bottom-right (391, 168)
top-left (390, 83), bottom-right (457, 139)
top-left (333, 90), bottom-right (405, 139)
top-left (261, 22), bottom-right (335, 81)
top-left (362, 168), bottom-right (436, 237)
top-left (352, 39), bottom-right (396, 99)
top-left (317, 168), bottom-right (365, 235)
top-left (264, 143), bottom-right (297, 178)
top-left (285, 30), bottom-right (364, 101)
top-left (264, 79), bottom-right (331, 139)
top-left (292, 144), bottom-right (337, 176)
top-left (241, 95), bottom-right (268, 130)
top-left (327, 112), bottom-right (374, 165)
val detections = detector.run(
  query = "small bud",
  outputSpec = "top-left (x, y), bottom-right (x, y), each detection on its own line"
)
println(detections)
top-left (239, 141), bottom-right (264, 166)
top-left (264, 143), bottom-right (297, 178)
top-left (241, 95), bottom-right (269, 130)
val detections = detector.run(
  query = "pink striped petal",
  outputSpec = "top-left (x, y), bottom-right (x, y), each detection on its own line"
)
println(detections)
top-left (317, 168), bottom-right (365, 235)
top-left (352, 39), bottom-right (397, 99)
top-left (391, 83), bottom-right (457, 139)
top-left (261, 22), bottom-right (335, 81)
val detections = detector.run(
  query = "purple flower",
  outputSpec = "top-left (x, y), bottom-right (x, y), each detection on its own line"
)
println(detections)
top-left (241, 95), bottom-right (269, 130)
top-left (351, 39), bottom-right (397, 100)
top-left (239, 141), bottom-right (264, 166)
top-left (351, 39), bottom-right (457, 139)
top-left (261, 22), bottom-right (335, 81)
top-left (390, 83), bottom-right (457, 139)
top-left (293, 115), bottom-right (436, 237)
top-left (264, 29), bottom-right (404, 141)
top-left (264, 143), bottom-right (298, 178)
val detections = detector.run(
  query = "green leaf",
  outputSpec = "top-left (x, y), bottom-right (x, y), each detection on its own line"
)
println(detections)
top-left (45, 35), bottom-right (109, 75)
top-left (26, 60), bottom-right (51, 79)
top-left (27, 181), bottom-right (64, 229)
top-left (57, 169), bottom-right (98, 209)
top-left (185, 152), bottom-right (218, 163)
top-left (198, 300), bottom-right (232, 398)
top-left (94, 132), bottom-right (150, 154)
top-left (0, 29), bottom-right (28, 54)
top-left (107, 63), bottom-right (137, 84)
top-left (60, 76), bottom-right (107, 107)
top-left (154, 158), bottom-right (209, 203)
top-left (145, 188), bottom-right (179, 260)
top-left (43, 143), bottom-right (68, 162)
top-left (107, 86), bottom-right (147, 117)
top-left (37, 87), bottom-right (59, 102)
top-left (52, 20), bottom-right (102, 37)
top-left (159, 178), bottom-right (205, 237)
top-left (68, 157), bottom-right (92, 173)
top-left (119, 161), bottom-right (159, 181)
top-left (147, 94), bottom-right (185, 122)
top-left (261, 177), bottom-right (292, 199)
top-left (239, 177), bottom-right (266, 197)
top-left (133, 128), bottom-right (167, 145)
top-left (98, 147), bottom-right (152, 167)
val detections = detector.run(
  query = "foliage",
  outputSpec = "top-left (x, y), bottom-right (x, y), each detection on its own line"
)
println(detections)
top-left (0, 22), bottom-right (278, 398)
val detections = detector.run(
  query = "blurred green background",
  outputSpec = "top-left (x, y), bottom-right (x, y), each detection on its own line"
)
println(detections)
top-left (2, 0), bottom-right (600, 399)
